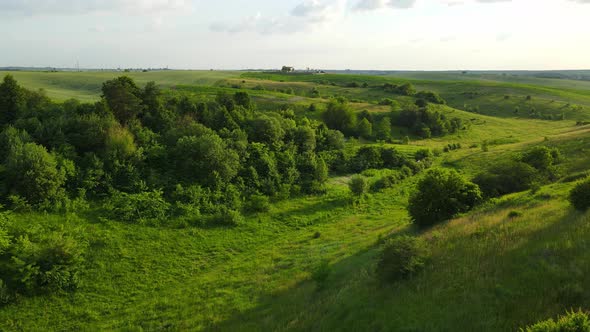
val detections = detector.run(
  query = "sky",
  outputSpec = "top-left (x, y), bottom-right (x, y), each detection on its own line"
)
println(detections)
top-left (1, 0), bottom-right (589, 70)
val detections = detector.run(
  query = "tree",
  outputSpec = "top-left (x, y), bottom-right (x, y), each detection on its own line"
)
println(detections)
top-left (297, 152), bottom-right (328, 194)
top-left (349, 175), bottom-right (368, 197)
top-left (375, 117), bottom-right (392, 141)
top-left (408, 168), bottom-right (482, 226)
top-left (173, 133), bottom-right (240, 187)
top-left (318, 129), bottom-right (345, 151)
top-left (101, 76), bottom-right (143, 125)
top-left (0, 126), bottom-right (31, 160)
top-left (357, 118), bottom-right (372, 139)
top-left (520, 146), bottom-right (556, 171)
top-left (5, 142), bottom-right (67, 205)
top-left (569, 177), bottom-right (590, 211)
top-left (322, 99), bottom-right (356, 135)
top-left (398, 83), bottom-right (417, 96)
top-left (351, 146), bottom-right (383, 172)
top-left (248, 115), bottom-right (285, 146)
top-left (0, 75), bottom-right (23, 125)
top-left (140, 81), bottom-right (173, 132)
top-left (233, 91), bottom-right (252, 109)
top-left (293, 126), bottom-right (316, 153)
top-left (416, 91), bottom-right (446, 104)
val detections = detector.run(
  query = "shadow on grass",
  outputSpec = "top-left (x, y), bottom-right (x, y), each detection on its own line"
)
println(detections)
top-left (204, 243), bottom-right (384, 332)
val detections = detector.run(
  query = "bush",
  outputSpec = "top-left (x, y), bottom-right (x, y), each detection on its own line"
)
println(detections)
top-left (409, 169), bottom-right (482, 227)
top-left (245, 194), bottom-right (271, 213)
top-left (0, 212), bottom-right (86, 302)
top-left (5, 142), bottom-right (68, 207)
top-left (105, 190), bottom-right (170, 223)
top-left (508, 210), bottom-right (523, 218)
top-left (377, 236), bottom-right (429, 283)
top-left (311, 260), bottom-right (331, 290)
top-left (349, 175), bottom-right (369, 197)
top-left (520, 146), bottom-right (560, 171)
top-left (570, 177), bottom-right (590, 211)
top-left (473, 161), bottom-right (539, 198)
top-left (209, 207), bottom-right (243, 227)
top-left (379, 98), bottom-right (396, 106)
top-left (521, 310), bottom-right (590, 332)
top-left (371, 171), bottom-right (405, 192)
top-left (414, 148), bottom-right (433, 161)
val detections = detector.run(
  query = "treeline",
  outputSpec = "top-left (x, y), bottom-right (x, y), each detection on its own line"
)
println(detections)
top-left (0, 75), bottom-right (423, 225)
top-left (322, 98), bottom-right (464, 140)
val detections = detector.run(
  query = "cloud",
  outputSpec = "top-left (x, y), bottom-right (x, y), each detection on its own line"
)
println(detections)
top-left (0, 0), bottom-right (192, 16)
top-left (568, 0), bottom-right (590, 2)
top-left (354, 0), bottom-right (517, 11)
top-left (211, 0), bottom-right (344, 35)
top-left (354, 0), bottom-right (416, 11)
top-left (496, 32), bottom-right (511, 41)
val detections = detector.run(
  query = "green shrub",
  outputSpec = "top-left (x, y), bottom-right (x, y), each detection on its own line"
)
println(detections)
top-left (409, 169), bottom-right (482, 227)
top-left (473, 161), bottom-right (539, 198)
top-left (0, 213), bottom-right (86, 302)
top-left (570, 178), bottom-right (590, 211)
top-left (520, 146), bottom-right (560, 171)
top-left (521, 310), bottom-right (590, 332)
top-left (105, 190), bottom-right (170, 223)
top-left (415, 148), bottom-right (433, 161)
top-left (209, 207), bottom-right (243, 227)
top-left (379, 98), bottom-right (396, 106)
top-left (245, 194), bottom-right (271, 213)
top-left (311, 260), bottom-right (331, 290)
top-left (349, 175), bottom-right (369, 197)
top-left (377, 236), bottom-right (429, 283)
top-left (508, 210), bottom-right (523, 218)
top-left (372, 174), bottom-right (400, 192)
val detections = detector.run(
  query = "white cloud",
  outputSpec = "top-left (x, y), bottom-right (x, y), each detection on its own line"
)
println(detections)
top-left (0, 0), bottom-right (192, 16)
top-left (354, 0), bottom-right (416, 11)
top-left (211, 0), bottom-right (344, 35)
top-left (354, 0), bottom-right (517, 11)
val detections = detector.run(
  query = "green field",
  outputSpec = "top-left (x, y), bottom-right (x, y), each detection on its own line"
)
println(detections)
top-left (1, 70), bottom-right (590, 331)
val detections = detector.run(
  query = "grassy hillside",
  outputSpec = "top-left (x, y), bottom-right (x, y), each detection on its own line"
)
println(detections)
top-left (0, 70), bottom-right (239, 102)
top-left (0, 70), bottom-right (589, 331)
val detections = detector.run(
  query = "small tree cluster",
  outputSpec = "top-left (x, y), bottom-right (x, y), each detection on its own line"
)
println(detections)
top-left (377, 236), bottom-right (430, 282)
top-left (409, 169), bottom-right (482, 227)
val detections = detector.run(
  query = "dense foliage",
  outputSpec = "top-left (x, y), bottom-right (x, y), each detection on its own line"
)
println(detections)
top-left (0, 212), bottom-right (85, 305)
top-left (474, 146), bottom-right (562, 198)
top-left (570, 177), bottom-right (590, 211)
top-left (397, 105), bottom-right (464, 138)
top-left (377, 236), bottom-right (430, 282)
top-left (521, 310), bottom-right (590, 332)
top-left (0, 75), bottom-right (429, 227)
top-left (408, 169), bottom-right (482, 226)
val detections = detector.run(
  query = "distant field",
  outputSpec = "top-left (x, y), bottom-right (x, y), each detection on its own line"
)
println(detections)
top-left (0, 70), bottom-right (240, 101)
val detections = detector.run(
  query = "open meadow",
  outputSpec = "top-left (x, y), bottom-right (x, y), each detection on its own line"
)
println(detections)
top-left (0, 69), bottom-right (589, 331)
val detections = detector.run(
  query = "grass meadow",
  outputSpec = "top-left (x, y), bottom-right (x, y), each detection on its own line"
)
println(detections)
top-left (1, 70), bottom-right (590, 331)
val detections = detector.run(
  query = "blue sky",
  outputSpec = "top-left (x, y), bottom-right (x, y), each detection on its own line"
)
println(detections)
top-left (1, 0), bottom-right (589, 70)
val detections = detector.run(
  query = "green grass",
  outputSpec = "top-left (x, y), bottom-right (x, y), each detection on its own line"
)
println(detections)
top-left (0, 70), bottom-right (240, 102)
top-left (2, 70), bottom-right (590, 331)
